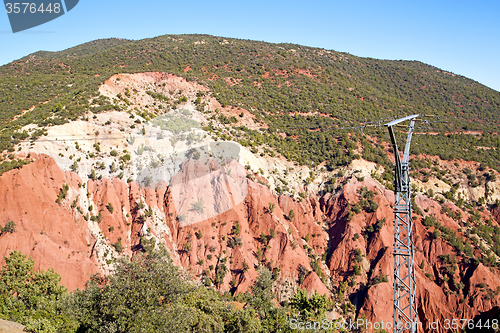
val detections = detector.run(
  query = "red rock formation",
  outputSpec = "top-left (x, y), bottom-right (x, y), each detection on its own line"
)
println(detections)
top-left (1, 154), bottom-right (500, 332)
top-left (301, 271), bottom-right (330, 297)
top-left (493, 205), bottom-right (500, 225)
top-left (0, 154), bottom-right (98, 290)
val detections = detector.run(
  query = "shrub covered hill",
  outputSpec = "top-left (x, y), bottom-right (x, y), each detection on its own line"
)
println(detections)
top-left (0, 34), bottom-right (500, 332)
top-left (1, 34), bottom-right (500, 168)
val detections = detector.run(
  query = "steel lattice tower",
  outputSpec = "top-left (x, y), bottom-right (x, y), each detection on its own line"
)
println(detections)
top-left (385, 115), bottom-right (419, 333)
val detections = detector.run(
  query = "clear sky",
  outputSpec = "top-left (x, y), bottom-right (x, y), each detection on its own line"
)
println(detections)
top-left (1, 0), bottom-right (499, 92)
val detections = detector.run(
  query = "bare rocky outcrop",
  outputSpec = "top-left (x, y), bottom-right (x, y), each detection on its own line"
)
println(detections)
top-left (2, 69), bottom-right (500, 331)
top-left (0, 319), bottom-right (25, 333)
top-left (2, 152), bottom-right (500, 332)
top-left (0, 154), bottom-right (99, 290)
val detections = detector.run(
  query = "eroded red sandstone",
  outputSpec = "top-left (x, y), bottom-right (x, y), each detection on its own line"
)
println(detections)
top-left (1, 154), bottom-right (499, 332)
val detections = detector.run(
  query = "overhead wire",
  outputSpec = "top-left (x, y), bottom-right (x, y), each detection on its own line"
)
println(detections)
top-left (0, 113), bottom-right (497, 145)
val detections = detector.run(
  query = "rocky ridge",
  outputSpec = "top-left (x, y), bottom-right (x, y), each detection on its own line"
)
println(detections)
top-left (1, 72), bottom-right (500, 331)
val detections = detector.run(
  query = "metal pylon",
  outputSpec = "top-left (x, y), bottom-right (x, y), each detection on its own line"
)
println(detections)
top-left (385, 115), bottom-right (419, 333)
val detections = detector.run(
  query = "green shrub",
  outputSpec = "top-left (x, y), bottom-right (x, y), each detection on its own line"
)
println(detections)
top-left (353, 263), bottom-right (361, 276)
top-left (56, 184), bottom-right (69, 204)
top-left (113, 238), bottom-right (124, 253)
top-left (0, 159), bottom-right (31, 176)
top-left (70, 161), bottom-right (79, 172)
top-left (90, 212), bottom-right (102, 223)
top-left (433, 229), bottom-right (441, 239)
top-left (371, 273), bottom-right (388, 285)
top-left (120, 154), bottom-right (131, 162)
top-left (191, 198), bottom-right (205, 214)
top-left (196, 230), bottom-right (203, 239)
top-left (268, 202), bottom-right (275, 214)
top-left (364, 218), bottom-right (384, 238)
top-left (423, 215), bottom-right (437, 227)
top-left (243, 260), bottom-right (249, 272)
top-left (1, 220), bottom-right (16, 234)
top-left (89, 169), bottom-right (97, 180)
top-left (290, 288), bottom-right (330, 320)
top-left (233, 221), bottom-right (241, 236)
top-left (107, 203), bottom-right (114, 214)
top-left (214, 262), bottom-right (227, 287)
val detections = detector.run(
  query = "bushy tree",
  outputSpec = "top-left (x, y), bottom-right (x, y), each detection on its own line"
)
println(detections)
top-left (246, 267), bottom-right (291, 332)
top-left (0, 251), bottom-right (77, 332)
top-left (65, 247), bottom-right (261, 333)
top-left (289, 288), bottom-right (330, 320)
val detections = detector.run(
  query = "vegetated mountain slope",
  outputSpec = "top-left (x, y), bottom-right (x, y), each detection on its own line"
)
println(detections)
top-left (1, 34), bottom-right (499, 170)
top-left (1, 35), bottom-right (500, 331)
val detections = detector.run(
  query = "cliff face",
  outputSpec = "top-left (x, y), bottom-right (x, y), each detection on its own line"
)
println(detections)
top-left (0, 153), bottom-right (327, 293)
top-left (1, 153), bottom-right (500, 332)
top-left (2, 71), bottom-right (500, 332)
top-left (0, 154), bottom-right (99, 289)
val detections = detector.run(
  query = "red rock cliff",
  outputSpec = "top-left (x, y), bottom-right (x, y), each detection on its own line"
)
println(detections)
top-left (1, 154), bottom-right (500, 333)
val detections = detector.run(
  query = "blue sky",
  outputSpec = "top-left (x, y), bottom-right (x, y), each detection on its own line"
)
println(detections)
top-left (1, 0), bottom-right (499, 92)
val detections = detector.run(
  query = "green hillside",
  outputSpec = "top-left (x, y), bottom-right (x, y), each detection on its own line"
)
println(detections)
top-left (1, 34), bottom-right (499, 169)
